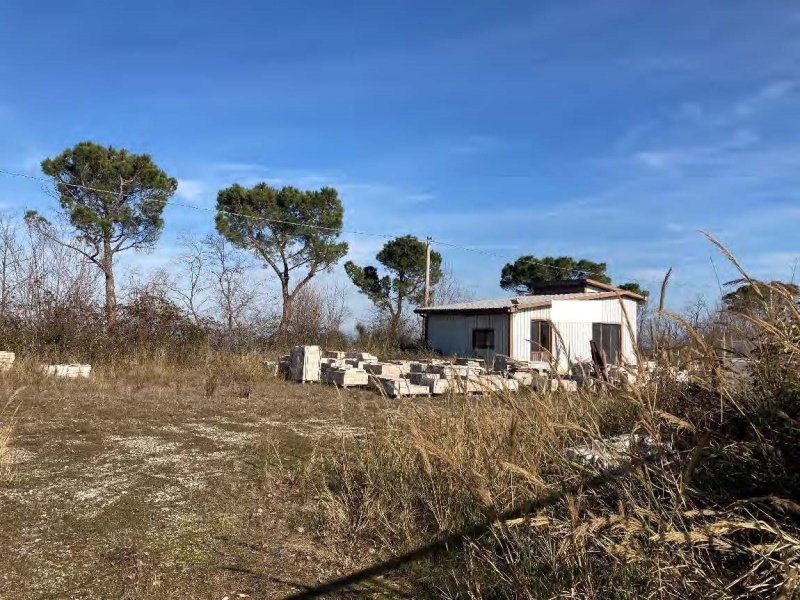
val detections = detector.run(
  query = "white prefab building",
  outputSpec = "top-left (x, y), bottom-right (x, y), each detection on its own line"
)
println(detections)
top-left (416, 279), bottom-right (645, 373)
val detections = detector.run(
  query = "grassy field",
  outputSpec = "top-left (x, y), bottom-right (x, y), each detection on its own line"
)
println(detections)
top-left (2, 291), bottom-right (799, 600)
top-left (0, 367), bottom-right (394, 599)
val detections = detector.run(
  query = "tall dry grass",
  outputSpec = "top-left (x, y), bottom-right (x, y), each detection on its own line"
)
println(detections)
top-left (0, 387), bottom-right (24, 483)
top-left (310, 242), bottom-right (800, 599)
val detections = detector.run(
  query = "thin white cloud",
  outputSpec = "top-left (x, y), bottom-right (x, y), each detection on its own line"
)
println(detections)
top-left (175, 178), bottom-right (205, 201)
top-left (733, 79), bottom-right (796, 119)
top-left (634, 129), bottom-right (759, 170)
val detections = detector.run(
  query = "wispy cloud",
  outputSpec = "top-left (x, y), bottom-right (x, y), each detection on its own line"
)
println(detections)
top-left (733, 80), bottom-right (796, 119)
top-left (634, 129), bottom-right (759, 170)
top-left (672, 80), bottom-right (797, 128)
top-left (175, 178), bottom-right (206, 201)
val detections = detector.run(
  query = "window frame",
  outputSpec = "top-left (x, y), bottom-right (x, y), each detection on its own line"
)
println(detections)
top-left (530, 319), bottom-right (553, 359)
top-left (592, 322), bottom-right (622, 364)
top-left (472, 328), bottom-right (495, 351)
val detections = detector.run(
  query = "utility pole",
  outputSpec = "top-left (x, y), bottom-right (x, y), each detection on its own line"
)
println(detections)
top-left (424, 236), bottom-right (432, 306)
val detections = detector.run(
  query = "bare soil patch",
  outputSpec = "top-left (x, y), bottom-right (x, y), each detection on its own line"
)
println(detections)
top-left (0, 377), bottom-right (385, 599)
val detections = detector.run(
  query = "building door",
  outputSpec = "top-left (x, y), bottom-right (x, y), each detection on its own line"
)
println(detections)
top-left (530, 320), bottom-right (552, 362)
top-left (592, 323), bottom-right (621, 364)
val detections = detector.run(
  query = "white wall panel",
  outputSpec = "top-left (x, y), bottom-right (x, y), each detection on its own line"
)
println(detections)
top-left (426, 297), bottom-right (639, 371)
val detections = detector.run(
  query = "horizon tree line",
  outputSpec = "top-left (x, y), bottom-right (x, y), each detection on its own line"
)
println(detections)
top-left (17, 140), bottom-right (722, 347)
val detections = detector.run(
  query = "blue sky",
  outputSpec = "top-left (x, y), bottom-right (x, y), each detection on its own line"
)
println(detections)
top-left (1, 1), bottom-right (799, 323)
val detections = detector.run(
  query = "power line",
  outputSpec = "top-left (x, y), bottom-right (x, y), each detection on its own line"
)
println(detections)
top-left (0, 168), bottom-right (399, 240)
top-left (0, 166), bottom-right (690, 290)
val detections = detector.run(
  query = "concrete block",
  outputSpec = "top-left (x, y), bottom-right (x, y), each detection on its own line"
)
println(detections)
top-left (345, 351), bottom-right (378, 362)
top-left (408, 371), bottom-right (434, 385)
top-left (428, 378), bottom-right (450, 395)
top-left (388, 360), bottom-right (413, 375)
top-left (364, 363), bottom-right (403, 379)
top-left (427, 364), bottom-right (484, 379)
top-left (0, 351), bottom-right (15, 373)
top-left (42, 363), bottom-right (91, 379)
top-left (290, 345), bottom-right (321, 383)
top-left (545, 378), bottom-right (578, 392)
top-left (325, 350), bottom-right (346, 359)
top-left (511, 371), bottom-right (534, 386)
top-left (328, 368), bottom-right (369, 387)
top-left (455, 358), bottom-right (484, 369)
top-left (377, 376), bottom-right (429, 398)
top-left (419, 373), bottom-right (449, 395)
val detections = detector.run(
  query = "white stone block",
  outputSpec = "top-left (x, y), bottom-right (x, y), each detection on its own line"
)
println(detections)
top-left (328, 368), bottom-right (369, 387)
top-left (42, 363), bottom-right (91, 379)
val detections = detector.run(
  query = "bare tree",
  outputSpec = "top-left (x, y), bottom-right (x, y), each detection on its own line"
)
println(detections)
top-left (168, 233), bottom-right (269, 337)
top-left (431, 264), bottom-right (475, 306)
top-left (288, 280), bottom-right (350, 345)
top-left (169, 234), bottom-right (209, 324)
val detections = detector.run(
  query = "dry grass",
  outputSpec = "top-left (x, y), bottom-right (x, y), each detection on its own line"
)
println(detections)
top-left (0, 358), bottom-right (386, 598)
top-left (2, 240), bottom-right (799, 598)
top-left (310, 246), bottom-right (800, 599)
top-left (0, 397), bottom-right (15, 482)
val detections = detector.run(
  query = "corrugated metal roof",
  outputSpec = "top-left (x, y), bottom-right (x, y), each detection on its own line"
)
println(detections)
top-left (417, 291), bottom-right (626, 313)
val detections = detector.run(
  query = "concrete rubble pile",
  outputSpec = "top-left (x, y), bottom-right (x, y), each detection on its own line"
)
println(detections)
top-left (567, 434), bottom-right (672, 470)
top-left (278, 344), bottom-right (581, 398)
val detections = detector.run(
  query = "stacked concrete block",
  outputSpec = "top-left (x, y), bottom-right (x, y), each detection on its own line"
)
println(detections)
top-left (345, 358), bottom-right (375, 369)
top-left (278, 356), bottom-right (291, 378)
top-left (42, 364), bottom-right (91, 379)
top-left (511, 371), bottom-right (535, 386)
top-left (328, 367), bottom-right (369, 388)
top-left (552, 378), bottom-right (578, 392)
top-left (377, 376), bottom-right (429, 398)
top-left (388, 360), bottom-right (413, 375)
top-left (427, 363), bottom-right (484, 379)
top-left (319, 358), bottom-right (335, 379)
top-left (454, 376), bottom-right (487, 394)
top-left (418, 373), bottom-right (450, 395)
top-left (428, 378), bottom-right (450, 395)
top-left (501, 378), bottom-right (520, 392)
top-left (325, 350), bottom-right (347, 360)
top-left (346, 351), bottom-right (378, 363)
top-left (455, 357), bottom-right (485, 369)
top-left (493, 354), bottom-right (538, 374)
top-left (408, 371), bottom-right (428, 385)
top-left (364, 362), bottom-right (403, 379)
top-left (289, 345), bottom-right (322, 383)
top-left (0, 351), bottom-right (15, 373)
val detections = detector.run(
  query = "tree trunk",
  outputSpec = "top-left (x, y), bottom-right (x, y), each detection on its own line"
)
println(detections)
top-left (388, 307), bottom-right (401, 345)
top-left (102, 240), bottom-right (116, 325)
top-left (388, 293), bottom-right (404, 345)
top-left (274, 285), bottom-right (293, 343)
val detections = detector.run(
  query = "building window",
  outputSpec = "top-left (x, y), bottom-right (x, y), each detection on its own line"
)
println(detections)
top-left (592, 323), bottom-right (621, 364)
top-left (530, 320), bottom-right (552, 360)
top-left (472, 328), bottom-right (494, 350)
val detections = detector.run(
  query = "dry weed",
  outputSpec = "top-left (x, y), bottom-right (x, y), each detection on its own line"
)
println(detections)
top-left (309, 240), bottom-right (800, 599)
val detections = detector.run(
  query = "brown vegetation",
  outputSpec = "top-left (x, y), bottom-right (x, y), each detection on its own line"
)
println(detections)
top-left (309, 260), bottom-right (800, 598)
top-left (1, 224), bottom-right (798, 598)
